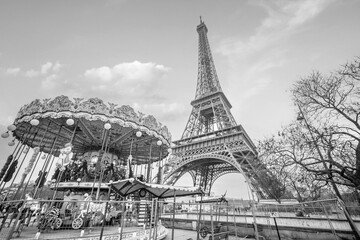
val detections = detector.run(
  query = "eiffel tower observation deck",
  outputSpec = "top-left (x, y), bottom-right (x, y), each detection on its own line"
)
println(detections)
top-left (163, 19), bottom-right (285, 201)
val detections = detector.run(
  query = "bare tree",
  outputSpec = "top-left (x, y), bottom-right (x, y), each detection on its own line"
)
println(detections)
top-left (292, 56), bottom-right (360, 189)
top-left (258, 57), bottom-right (360, 201)
top-left (258, 123), bottom-right (329, 202)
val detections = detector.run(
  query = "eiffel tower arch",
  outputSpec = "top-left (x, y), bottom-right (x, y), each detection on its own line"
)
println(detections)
top-left (163, 19), bottom-right (285, 200)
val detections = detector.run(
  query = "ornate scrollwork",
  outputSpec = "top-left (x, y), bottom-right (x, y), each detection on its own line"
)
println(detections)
top-left (14, 95), bottom-right (172, 145)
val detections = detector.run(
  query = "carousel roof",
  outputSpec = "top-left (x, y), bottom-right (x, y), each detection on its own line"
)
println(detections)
top-left (12, 95), bottom-right (172, 164)
top-left (109, 178), bottom-right (203, 198)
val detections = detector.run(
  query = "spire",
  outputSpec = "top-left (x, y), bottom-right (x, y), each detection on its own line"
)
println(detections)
top-left (195, 20), bottom-right (222, 100)
top-left (180, 21), bottom-right (237, 140)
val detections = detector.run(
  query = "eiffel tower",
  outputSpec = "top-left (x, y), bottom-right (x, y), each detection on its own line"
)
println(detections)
top-left (163, 19), bottom-right (285, 200)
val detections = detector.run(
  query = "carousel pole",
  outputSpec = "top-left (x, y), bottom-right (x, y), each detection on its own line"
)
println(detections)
top-left (4, 127), bottom-right (40, 240)
top-left (134, 144), bottom-right (138, 178)
top-left (156, 142), bottom-right (162, 184)
top-left (33, 136), bottom-right (57, 198)
top-left (0, 140), bottom-right (21, 192)
top-left (33, 126), bottom-right (62, 198)
top-left (50, 119), bottom-right (78, 201)
top-left (140, 160), bottom-right (143, 180)
top-left (19, 121), bottom-right (51, 199)
top-left (123, 136), bottom-right (134, 180)
top-left (0, 131), bottom-right (32, 232)
top-left (2, 130), bottom-right (33, 199)
top-left (39, 154), bottom-right (57, 199)
top-left (88, 140), bottom-right (98, 197)
top-left (99, 183), bottom-right (112, 239)
top-left (15, 147), bottom-right (41, 200)
top-left (50, 154), bottom-right (64, 203)
top-left (11, 129), bottom-right (39, 200)
top-left (146, 144), bottom-right (152, 183)
top-left (96, 123), bottom-right (111, 200)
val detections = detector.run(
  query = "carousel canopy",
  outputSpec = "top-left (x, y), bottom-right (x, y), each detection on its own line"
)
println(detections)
top-left (109, 178), bottom-right (203, 198)
top-left (12, 95), bottom-right (171, 164)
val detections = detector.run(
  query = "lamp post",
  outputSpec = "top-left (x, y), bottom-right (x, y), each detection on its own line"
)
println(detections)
top-left (297, 105), bottom-right (360, 239)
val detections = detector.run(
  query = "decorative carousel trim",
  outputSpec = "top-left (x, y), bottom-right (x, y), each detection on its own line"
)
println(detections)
top-left (14, 95), bottom-right (172, 145)
top-left (50, 181), bottom-right (109, 189)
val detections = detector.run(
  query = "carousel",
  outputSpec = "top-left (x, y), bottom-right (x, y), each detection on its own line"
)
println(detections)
top-left (0, 95), bottom-right (180, 239)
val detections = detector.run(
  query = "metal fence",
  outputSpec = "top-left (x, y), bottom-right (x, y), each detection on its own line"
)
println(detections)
top-left (0, 198), bottom-right (165, 240)
top-left (163, 198), bottom-right (360, 220)
top-left (1, 198), bottom-right (360, 239)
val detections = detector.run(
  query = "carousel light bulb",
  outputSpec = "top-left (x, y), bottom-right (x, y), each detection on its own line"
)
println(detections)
top-left (136, 131), bottom-right (142, 137)
top-left (7, 125), bottom-right (16, 131)
top-left (109, 180), bottom-right (113, 184)
top-left (167, 148), bottom-right (172, 154)
top-left (66, 118), bottom-right (75, 126)
top-left (1, 132), bottom-right (9, 138)
top-left (157, 140), bottom-right (162, 146)
top-left (104, 123), bottom-right (112, 130)
top-left (77, 178), bottom-right (82, 183)
top-left (30, 119), bottom-right (39, 126)
top-left (8, 140), bottom-right (15, 146)
top-left (91, 156), bottom-right (98, 164)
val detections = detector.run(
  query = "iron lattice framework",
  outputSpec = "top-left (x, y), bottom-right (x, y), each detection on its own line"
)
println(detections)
top-left (163, 20), bottom-right (284, 200)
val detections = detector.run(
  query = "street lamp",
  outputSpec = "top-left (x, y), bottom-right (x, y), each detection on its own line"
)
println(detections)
top-left (297, 105), bottom-right (360, 239)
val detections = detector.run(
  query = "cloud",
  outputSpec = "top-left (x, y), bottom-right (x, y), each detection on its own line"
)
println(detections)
top-left (218, 0), bottom-right (335, 57)
top-left (34, 60), bottom-right (172, 108)
top-left (25, 61), bottom-right (63, 78)
top-left (84, 61), bottom-right (170, 83)
top-left (133, 102), bottom-right (186, 122)
top-left (83, 61), bottom-right (171, 100)
top-left (214, 0), bottom-right (336, 106)
top-left (41, 62), bottom-right (53, 74)
top-left (5, 68), bottom-right (20, 75)
top-left (52, 62), bottom-right (62, 72)
top-left (41, 74), bottom-right (59, 90)
top-left (25, 69), bottom-right (40, 78)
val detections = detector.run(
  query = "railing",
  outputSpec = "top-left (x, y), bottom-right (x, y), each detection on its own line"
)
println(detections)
top-left (1, 198), bottom-right (359, 239)
top-left (162, 199), bottom-right (360, 220)
top-left (0, 198), bottom-right (165, 240)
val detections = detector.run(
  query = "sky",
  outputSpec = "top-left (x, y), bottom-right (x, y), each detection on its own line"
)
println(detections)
top-left (0, 0), bottom-right (360, 199)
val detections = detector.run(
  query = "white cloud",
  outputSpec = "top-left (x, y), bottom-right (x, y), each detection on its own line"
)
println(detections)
top-left (25, 61), bottom-right (63, 78)
top-left (83, 61), bottom-right (171, 100)
top-left (5, 68), bottom-right (20, 75)
top-left (52, 62), bottom-right (62, 72)
top-left (133, 102), bottom-right (186, 120)
top-left (84, 61), bottom-right (170, 83)
top-left (85, 66), bottom-right (113, 82)
top-left (25, 69), bottom-right (40, 78)
top-left (215, 0), bottom-right (336, 106)
top-left (218, 0), bottom-right (335, 57)
top-left (41, 74), bottom-right (59, 90)
top-left (41, 62), bottom-right (53, 74)
top-left (34, 60), bottom-right (172, 107)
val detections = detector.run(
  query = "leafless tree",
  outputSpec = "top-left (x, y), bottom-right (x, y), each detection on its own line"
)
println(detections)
top-left (258, 57), bottom-right (360, 201)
